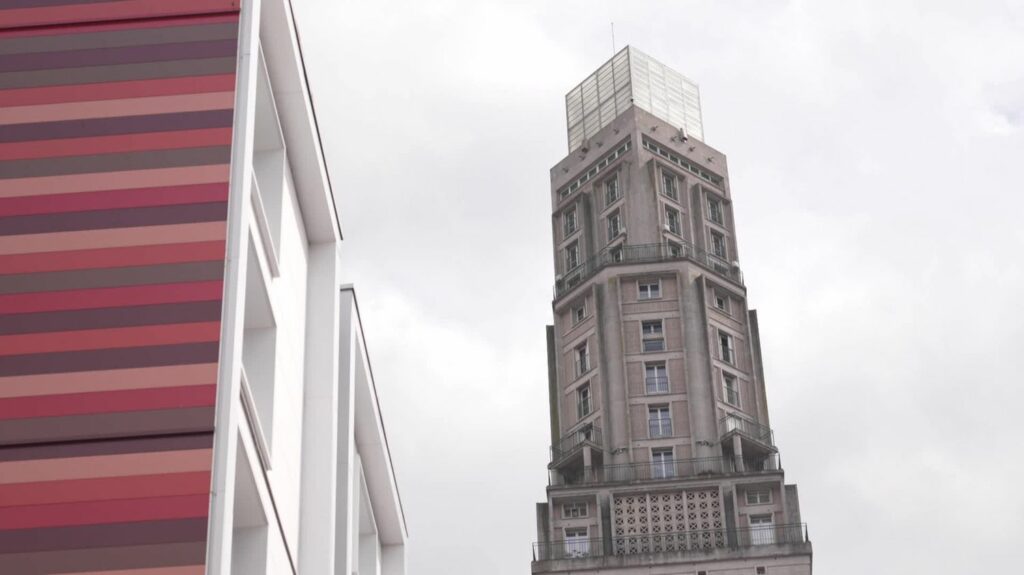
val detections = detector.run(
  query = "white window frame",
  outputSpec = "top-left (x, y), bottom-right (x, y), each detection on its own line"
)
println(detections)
top-left (665, 206), bottom-right (681, 235)
top-left (571, 301), bottom-right (586, 325)
top-left (723, 372), bottom-right (740, 407)
top-left (746, 488), bottom-right (771, 505)
top-left (661, 169), bottom-right (678, 200)
top-left (719, 330), bottom-right (735, 365)
top-left (642, 319), bottom-right (665, 353)
top-left (668, 241), bottom-right (683, 258)
top-left (562, 502), bottom-right (589, 518)
top-left (604, 174), bottom-right (620, 206)
top-left (610, 246), bottom-right (623, 262)
top-left (563, 207), bottom-right (578, 237)
top-left (638, 280), bottom-right (661, 300)
top-left (651, 447), bottom-right (675, 479)
top-left (645, 362), bottom-right (669, 394)
top-left (606, 209), bottom-right (622, 242)
top-left (565, 241), bottom-right (580, 271)
top-left (564, 527), bottom-right (590, 558)
top-left (749, 514), bottom-right (775, 545)
top-left (708, 196), bottom-right (724, 225)
top-left (648, 405), bottom-right (672, 438)
top-left (575, 343), bottom-right (590, 376)
top-left (714, 293), bottom-right (731, 315)
top-left (710, 230), bottom-right (727, 259)
top-left (576, 383), bottom-right (592, 419)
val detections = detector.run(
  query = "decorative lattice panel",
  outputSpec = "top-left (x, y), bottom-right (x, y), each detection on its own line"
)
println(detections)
top-left (612, 488), bottom-right (724, 555)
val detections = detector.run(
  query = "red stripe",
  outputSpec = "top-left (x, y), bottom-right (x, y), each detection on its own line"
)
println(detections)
top-left (0, 184), bottom-right (229, 217)
top-left (0, 281), bottom-right (223, 314)
top-left (0, 74), bottom-right (236, 107)
top-left (0, 493), bottom-right (210, 529)
top-left (0, 241), bottom-right (225, 274)
top-left (0, 471), bottom-right (211, 508)
top-left (0, 12), bottom-right (239, 39)
top-left (0, 384), bottom-right (216, 420)
top-left (0, 1), bottom-right (241, 31)
top-left (0, 321), bottom-right (221, 356)
top-left (0, 128), bottom-right (233, 161)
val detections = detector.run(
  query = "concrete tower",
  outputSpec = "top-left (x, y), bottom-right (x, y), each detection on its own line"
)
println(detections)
top-left (532, 47), bottom-right (812, 574)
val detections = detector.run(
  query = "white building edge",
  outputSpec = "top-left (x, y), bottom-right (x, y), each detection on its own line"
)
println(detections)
top-left (203, 1), bottom-right (408, 574)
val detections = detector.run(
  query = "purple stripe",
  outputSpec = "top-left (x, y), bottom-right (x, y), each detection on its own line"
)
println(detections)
top-left (0, 22), bottom-right (238, 56)
top-left (0, 541), bottom-right (207, 573)
top-left (0, 518), bottom-right (209, 554)
top-left (0, 39), bottom-right (238, 73)
top-left (0, 202), bottom-right (228, 237)
top-left (0, 433), bottom-right (213, 463)
top-left (0, 261), bottom-right (225, 295)
top-left (0, 342), bottom-right (220, 377)
top-left (0, 146), bottom-right (232, 179)
top-left (0, 56), bottom-right (237, 90)
top-left (0, 109), bottom-right (233, 143)
top-left (0, 406), bottom-right (216, 446)
top-left (0, 301), bottom-right (223, 336)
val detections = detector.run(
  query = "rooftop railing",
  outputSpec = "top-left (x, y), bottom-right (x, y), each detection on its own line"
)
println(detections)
top-left (555, 241), bottom-right (742, 299)
top-left (533, 523), bottom-right (809, 562)
top-left (720, 416), bottom-right (775, 447)
top-left (550, 425), bottom-right (603, 464)
top-left (551, 454), bottom-right (780, 487)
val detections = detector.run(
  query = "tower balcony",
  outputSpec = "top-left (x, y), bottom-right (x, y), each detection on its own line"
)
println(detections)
top-left (549, 425), bottom-right (604, 469)
top-left (532, 523), bottom-right (810, 564)
top-left (554, 241), bottom-right (742, 300)
top-left (720, 416), bottom-right (776, 465)
top-left (550, 453), bottom-right (780, 487)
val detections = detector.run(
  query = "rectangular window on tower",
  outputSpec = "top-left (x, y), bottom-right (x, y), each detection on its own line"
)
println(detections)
top-left (575, 343), bottom-right (590, 376)
top-left (565, 241), bottom-right (580, 271)
top-left (645, 362), bottom-right (668, 394)
top-left (571, 302), bottom-right (586, 325)
top-left (563, 207), bottom-right (578, 237)
top-left (605, 175), bottom-right (620, 206)
top-left (710, 230), bottom-right (727, 259)
top-left (648, 405), bottom-right (672, 437)
top-left (607, 210), bottom-right (623, 242)
top-left (641, 320), bottom-right (665, 352)
top-left (661, 170), bottom-right (678, 200)
top-left (714, 291), bottom-right (731, 314)
top-left (723, 372), bottom-right (740, 406)
top-left (638, 280), bottom-right (661, 300)
top-left (719, 331), bottom-right (735, 365)
top-left (708, 197), bottom-right (724, 225)
top-left (651, 447), bottom-right (675, 479)
top-left (576, 383), bottom-right (592, 419)
top-left (665, 206), bottom-right (681, 235)
top-left (562, 502), bottom-right (589, 518)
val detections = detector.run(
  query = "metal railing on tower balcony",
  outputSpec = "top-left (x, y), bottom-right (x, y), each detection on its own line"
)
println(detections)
top-left (720, 416), bottom-right (775, 446)
top-left (551, 454), bottom-right (781, 486)
top-left (550, 425), bottom-right (603, 464)
top-left (554, 241), bottom-right (742, 299)
top-left (532, 523), bottom-right (810, 562)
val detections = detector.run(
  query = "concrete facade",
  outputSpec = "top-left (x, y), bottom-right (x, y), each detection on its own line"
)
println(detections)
top-left (533, 49), bottom-right (811, 575)
top-left (0, 2), bottom-right (406, 574)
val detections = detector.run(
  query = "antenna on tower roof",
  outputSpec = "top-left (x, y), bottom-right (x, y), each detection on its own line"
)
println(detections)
top-left (611, 22), bottom-right (616, 54)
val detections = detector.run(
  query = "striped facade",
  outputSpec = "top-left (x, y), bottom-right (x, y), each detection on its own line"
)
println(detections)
top-left (0, 3), bottom-right (242, 574)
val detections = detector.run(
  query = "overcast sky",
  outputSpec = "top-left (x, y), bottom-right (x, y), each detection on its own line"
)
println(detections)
top-left (291, 1), bottom-right (1024, 573)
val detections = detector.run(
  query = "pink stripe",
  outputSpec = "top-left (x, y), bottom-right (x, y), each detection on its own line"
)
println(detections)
top-left (0, 164), bottom-right (229, 198)
top-left (0, 128), bottom-right (234, 161)
top-left (0, 221), bottom-right (226, 255)
top-left (0, 364), bottom-right (219, 399)
top-left (0, 92), bottom-right (236, 126)
top-left (56, 568), bottom-right (206, 575)
top-left (0, 0), bottom-right (240, 30)
top-left (0, 449), bottom-right (213, 484)
top-left (0, 321), bottom-right (221, 357)
top-left (0, 281), bottom-right (223, 314)
top-left (0, 493), bottom-right (210, 529)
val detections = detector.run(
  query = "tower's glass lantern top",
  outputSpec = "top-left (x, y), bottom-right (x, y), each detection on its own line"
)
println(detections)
top-left (565, 46), bottom-right (704, 152)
